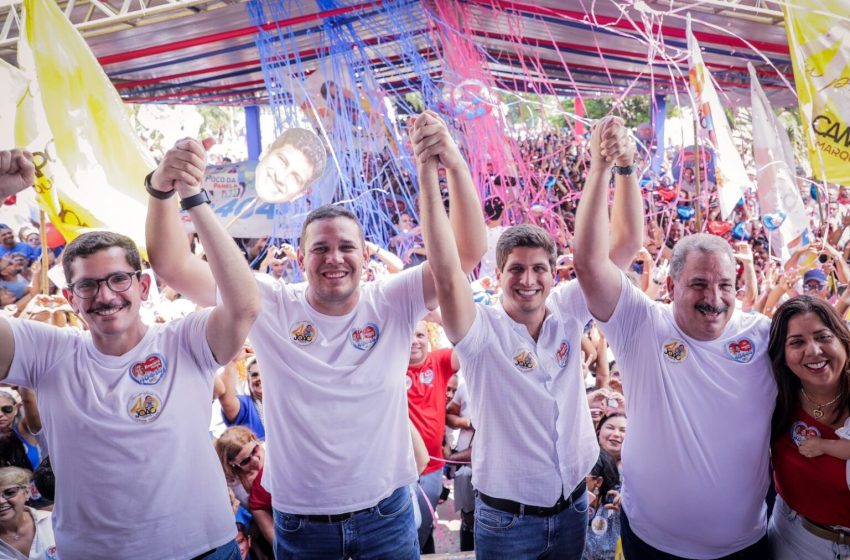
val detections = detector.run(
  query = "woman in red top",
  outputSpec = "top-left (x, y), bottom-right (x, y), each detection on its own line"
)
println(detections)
top-left (768, 296), bottom-right (850, 559)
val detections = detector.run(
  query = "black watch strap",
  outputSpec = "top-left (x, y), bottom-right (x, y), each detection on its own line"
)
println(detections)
top-left (611, 164), bottom-right (636, 176)
top-left (179, 189), bottom-right (211, 211)
top-left (144, 171), bottom-right (177, 200)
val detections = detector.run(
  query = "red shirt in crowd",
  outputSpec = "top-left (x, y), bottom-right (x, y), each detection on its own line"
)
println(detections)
top-left (249, 467), bottom-right (273, 512)
top-left (772, 406), bottom-right (850, 527)
top-left (406, 348), bottom-right (458, 475)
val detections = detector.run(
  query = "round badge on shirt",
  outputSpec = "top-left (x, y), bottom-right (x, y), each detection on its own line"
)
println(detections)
top-left (790, 421), bottom-right (821, 446)
top-left (349, 323), bottom-right (380, 351)
top-left (513, 349), bottom-right (537, 372)
top-left (725, 337), bottom-right (755, 363)
top-left (556, 340), bottom-right (570, 368)
top-left (661, 339), bottom-right (688, 363)
top-left (128, 353), bottom-right (167, 385)
top-left (290, 321), bottom-right (318, 346)
top-left (405, 376), bottom-right (413, 391)
top-left (419, 369), bottom-right (435, 385)
top-left (127, 391), bottom-right (163, 423)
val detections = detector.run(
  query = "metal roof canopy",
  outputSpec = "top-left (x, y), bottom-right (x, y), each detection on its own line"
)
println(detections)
top-left (0, 0), bottom-right (808, 107)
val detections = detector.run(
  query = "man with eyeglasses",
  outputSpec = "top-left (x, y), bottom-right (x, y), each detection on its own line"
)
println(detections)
top-left (802, 269), bottom-right (829, 300)
top-left (0, 147), bottom-right (261, 559)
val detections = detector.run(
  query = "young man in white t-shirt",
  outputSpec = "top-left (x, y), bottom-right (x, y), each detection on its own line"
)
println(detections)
top-left (573, 120), bottom-right (776, 559)
top-left (144, 113), bottom-right (487, 559)
top-left (0, 145), bottom-right (260, 559)
top-left (417, 116), bottom-right (642, 559)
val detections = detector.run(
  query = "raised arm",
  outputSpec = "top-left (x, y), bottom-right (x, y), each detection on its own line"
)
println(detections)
top-left (149, 140), bottom-right (260, 364)
top-left (573, 117), bottom-right (639, 322)
top-left (145, 140), bottom-right (217, 307)
top-left (412, 116), bottom-right (478, 342)
top-left (415, 111), bottom-right (487, 274)
top-left (608, 130), bottom-right (643, 270)
top-left (217, 356), bottom-right (243, 423)
top-left (366, 241), bottom-right (404, 273)
top-left (0, 150), bottom-right (36, 381)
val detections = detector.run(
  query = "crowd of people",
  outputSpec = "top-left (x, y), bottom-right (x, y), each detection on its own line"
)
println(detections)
top-left (0, 109), bottom-right (847, 560)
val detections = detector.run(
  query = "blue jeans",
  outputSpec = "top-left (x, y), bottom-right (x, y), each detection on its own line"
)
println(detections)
top-left (273, 486), bottom-right (419, 559)
top-left (193, 539), bottom-right (241, 560)
top-left (416, 469), bottom-right (444, 551)
top-left (474, 492), bottom-right (588, 559)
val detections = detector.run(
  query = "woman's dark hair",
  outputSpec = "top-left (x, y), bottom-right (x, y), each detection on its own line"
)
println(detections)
top-left (0, 431), bottom-right (34, 471)
top-left (595, 412), bottom-right (627, 439)
top-left (34, 456), bottom-right (54, 501)
top-left (768, 295), bottom-right (850, 441)
top-left (589, 450), bottom-right (620, 498)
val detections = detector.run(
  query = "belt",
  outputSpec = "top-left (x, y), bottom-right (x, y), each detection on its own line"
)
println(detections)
top-left (800, 515), bottom-right (850, 545)
top-left (304, 507), bottom-right (371, 523)
top-left (479, 481), bottom-right (586, 517)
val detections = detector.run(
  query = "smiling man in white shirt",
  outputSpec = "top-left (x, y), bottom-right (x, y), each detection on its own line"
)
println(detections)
top-left (573, 119), bottom-right (776, 559)
top-left (418, 116), bottom-right (642, 558)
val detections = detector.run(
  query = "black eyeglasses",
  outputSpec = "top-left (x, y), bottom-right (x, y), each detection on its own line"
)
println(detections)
top-left (68, 271), bottom-right (141, 299)
top-left (0, 486), bottom-right (24, 500)
top-left (0, 405), bottom-right (14, 414)
top-left (230, 442), bottom-right (259, 470)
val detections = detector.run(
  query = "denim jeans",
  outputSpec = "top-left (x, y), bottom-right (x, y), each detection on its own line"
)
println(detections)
top-left (193, 539), bottom-right (241, 560)
top-left (769, 495), bottom-right (850, 560)
top-left (416, 469), bottom-right (444, 552)
top-left (474, 491), bottom-right (588, 560)
top-left (272, 486), bottom-right (419, 560)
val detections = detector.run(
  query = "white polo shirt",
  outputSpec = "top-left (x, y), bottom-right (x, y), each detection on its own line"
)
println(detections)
top-left (250, 266), bottom-right (426, 514)
top-left (598, 273), bottom-right (776, 558)
top-left (453, 280), bottom-right (599, 507)
top-left (6, 310), bottom-right (235, 560)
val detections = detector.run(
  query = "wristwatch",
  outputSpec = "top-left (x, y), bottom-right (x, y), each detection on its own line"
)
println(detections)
top-left (144, 171), bottom-right (176, 200)
top-left (611, 164), bottom-right (635, 176)
top-left (179, 189), bottom-right (211, 211)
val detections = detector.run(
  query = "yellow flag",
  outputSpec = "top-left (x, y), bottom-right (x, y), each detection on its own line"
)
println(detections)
top-left (784, 0), bottom-right (850, 186)
top-left (17, 0), bottom-right (154, 249)
top-left (7, 57), bottom-right (101, 244)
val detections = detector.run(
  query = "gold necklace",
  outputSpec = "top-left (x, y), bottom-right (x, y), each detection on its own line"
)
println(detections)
top-left (801, 388), bottom-right (841, 419)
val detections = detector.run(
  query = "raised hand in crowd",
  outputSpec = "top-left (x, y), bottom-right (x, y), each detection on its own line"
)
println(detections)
top-left (0, 150), bottom-right (35, 198)
top-left (149, 138), bottom-right (207, 196)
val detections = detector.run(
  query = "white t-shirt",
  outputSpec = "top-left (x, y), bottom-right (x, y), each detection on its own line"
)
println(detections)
top-left (0, 508), bottom-right (56, 560)
top-left (449, 376), bottom-right (473, 452)
top-left (599, 273), bottom-right (776, 558)
top-left (453, 280), bottom-right (599, 507)
top-left (7, 311), bottom-right (235, 560)
top-left (250, 267), bottom-right (427, 514)
top-left (478, 225), bottom-right (506, 280)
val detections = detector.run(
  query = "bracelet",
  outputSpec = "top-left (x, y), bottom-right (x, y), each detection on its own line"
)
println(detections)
top-left (179, 189), bottom-right (211, 211)
top-left (611, 164), bottom-right (635, 176)
top-left (144, 171), bottom-right (176, 200)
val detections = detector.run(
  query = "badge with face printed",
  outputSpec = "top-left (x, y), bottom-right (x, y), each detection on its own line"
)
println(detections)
top-left (726, 337), bottom-right (755, 363)
top-left (513, 349), bottom-right (537, 372)
top-left (791, 421), bottom-right (821, 446)
top-left (290, 321), bottom-right (318, 346)
top-left (420, 369), bottom-right (435, 385)
top-left (556, 340), bottom-right (570, 368)
top-left (350, 323), bottom-right (380, 351)
top-left (661, 339), bottom-right (688, 363)
top-left (127, 391), bottom-right (163, 424)
top-left (128, 354), bottom-right (167, 385)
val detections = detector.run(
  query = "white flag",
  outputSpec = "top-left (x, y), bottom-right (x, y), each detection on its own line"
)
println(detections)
top-left (749, 62), bottom-right (807, 261)
top-left (687, 17), bottom-right (750, 219)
